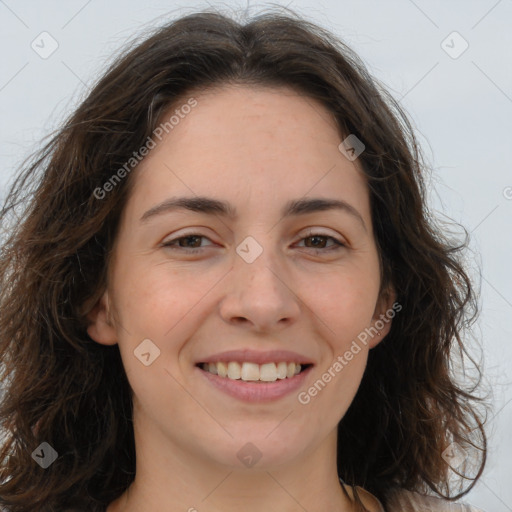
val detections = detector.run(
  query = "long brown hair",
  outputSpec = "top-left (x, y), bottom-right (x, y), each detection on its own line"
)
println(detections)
top-left (0, 7), bottom-right (487, 511)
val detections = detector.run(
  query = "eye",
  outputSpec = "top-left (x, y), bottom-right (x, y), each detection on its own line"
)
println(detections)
top-left (296, 233), bottom-right (346, 253)
top-left (161, 234), bottom-right (214, 254)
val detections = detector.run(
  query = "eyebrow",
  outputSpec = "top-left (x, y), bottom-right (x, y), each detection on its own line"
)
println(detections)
top-left (140, 196), bottom-right (367, 231)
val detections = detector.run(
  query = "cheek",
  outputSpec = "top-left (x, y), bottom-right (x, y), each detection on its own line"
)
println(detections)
top-left (110, 262), bottom-right (221, 391)
top-left (112, 261), bottom-right (216, 337)
top-left (302, 266), bottom-right (380, 340)
top-left (109, 267), bottom-right (199, 419)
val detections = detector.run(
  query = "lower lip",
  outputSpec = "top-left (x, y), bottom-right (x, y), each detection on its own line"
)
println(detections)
top-left (196, 365), bottom-right (313, 402)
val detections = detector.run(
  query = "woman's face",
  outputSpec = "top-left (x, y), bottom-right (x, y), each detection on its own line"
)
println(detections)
top-left (88, 85), bottom-right (393, 472)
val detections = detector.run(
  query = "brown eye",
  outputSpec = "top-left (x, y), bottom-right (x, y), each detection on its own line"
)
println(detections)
top-left (175, 235), bottom-right (203, 248)
top-left (297, 234), bottom-right (345, 252)
top-left (162, 234), bottom-right (213, 253)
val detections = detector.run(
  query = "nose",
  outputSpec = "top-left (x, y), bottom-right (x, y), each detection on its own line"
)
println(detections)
top-left (219, 243), bottom-right (301, 332)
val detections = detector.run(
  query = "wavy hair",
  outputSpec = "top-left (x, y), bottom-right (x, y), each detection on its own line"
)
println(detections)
top-left (0, 7), bottom-right (487, 512)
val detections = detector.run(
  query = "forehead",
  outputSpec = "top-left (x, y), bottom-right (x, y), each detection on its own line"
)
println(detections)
top-left (159, 84), bottom-right (344, 161)
top-left (127, 85), bottom-right (370, 223)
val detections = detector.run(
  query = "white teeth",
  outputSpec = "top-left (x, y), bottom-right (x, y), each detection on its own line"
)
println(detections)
top-left (217, 361), bottom-right (228, 378)
top-left (260, 363), bottom-right (277, 382)
top-left (241, 362), bottom-right (260, 381)
top-left (276, 362), bottom-right (287, 379)
top-left (201, 361), bottom-right (305, 381)
top-left (227, 361), bottom-right (241, 379)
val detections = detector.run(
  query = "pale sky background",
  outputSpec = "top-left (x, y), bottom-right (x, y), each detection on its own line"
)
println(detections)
top-left (0, 1), bottom-right (511, 510)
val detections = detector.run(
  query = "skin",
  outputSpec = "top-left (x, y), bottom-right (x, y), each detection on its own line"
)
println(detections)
top-left (87, 84), bottom-right (394, 512)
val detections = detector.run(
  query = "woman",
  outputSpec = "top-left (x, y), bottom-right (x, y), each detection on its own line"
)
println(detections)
top-left (0, 8), bottom-right (487, 512)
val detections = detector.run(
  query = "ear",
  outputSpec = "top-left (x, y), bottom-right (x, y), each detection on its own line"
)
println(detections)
top-left (86, 290), bottom-right (118, 346)
top-left (367, 287), bottom-right (398, 349)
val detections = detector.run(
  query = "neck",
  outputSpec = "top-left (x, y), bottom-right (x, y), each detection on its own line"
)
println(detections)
top-left (106, 414), bottom-right (356, 512)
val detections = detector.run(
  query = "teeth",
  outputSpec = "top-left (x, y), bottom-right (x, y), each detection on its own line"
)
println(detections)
top-left (217, 361), bottom-right (228, 378)
top-left (276, 362), bottom-right (287, 379)
top-left (227, 361), bottom-right (241, 379)
top-left (241, 362), bottom-right (260, 381)
top-left (260, 363), bottom-right (278, 382)
top-left (201, 361), bottom-right (305, 382)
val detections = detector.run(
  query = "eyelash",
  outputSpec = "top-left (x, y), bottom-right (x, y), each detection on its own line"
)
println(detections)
top-left (161, 232), bottom-right (346, 255)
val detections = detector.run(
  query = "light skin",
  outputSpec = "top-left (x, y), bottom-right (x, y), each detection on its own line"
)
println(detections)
top-left (87, 84), bottom-right (394, 512)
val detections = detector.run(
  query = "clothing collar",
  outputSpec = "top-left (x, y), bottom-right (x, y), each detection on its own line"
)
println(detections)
top-left (339, 478), bottom-right (385, 512)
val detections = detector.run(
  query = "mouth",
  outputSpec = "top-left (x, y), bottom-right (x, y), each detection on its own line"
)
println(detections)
top-left (194, 351), bottom-right (314, 402)
top-left (196, 361), bottom-right (313, 383)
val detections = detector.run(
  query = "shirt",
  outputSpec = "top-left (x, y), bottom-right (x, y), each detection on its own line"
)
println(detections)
top-left (343, 483), bottom-right (486, 512)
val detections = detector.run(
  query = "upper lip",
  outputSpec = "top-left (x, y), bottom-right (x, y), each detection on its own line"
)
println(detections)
top-left (196, 349), bottom-right (314, 366)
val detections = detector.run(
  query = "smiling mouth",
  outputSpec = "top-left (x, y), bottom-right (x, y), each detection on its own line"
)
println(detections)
top-left (196, 361), bottom-right (313, 383)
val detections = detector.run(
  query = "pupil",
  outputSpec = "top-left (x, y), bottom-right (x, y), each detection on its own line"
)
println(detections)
top-left (183, 236), bottom-right (200, 247)
top-left (308, 236), bottom-right (324, 248)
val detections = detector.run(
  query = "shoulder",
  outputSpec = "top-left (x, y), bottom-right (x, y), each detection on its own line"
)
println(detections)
top-left (386, 488), bottom-right (486, 512)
